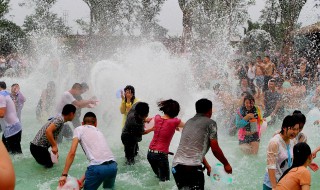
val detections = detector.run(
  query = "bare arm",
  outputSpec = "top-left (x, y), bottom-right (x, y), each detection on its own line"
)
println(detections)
top-left (202, 157), bottom-right (211, 176)
top-left (268, 169), bottom-right (277, 189)
top-left (0, 141), bottom-right (15, 190)
top-left (210, 139), bottom-right (232, 174)
top-left (59, 138), bottom-right (79, 187)
top-left (120, 100), bottom-right (126, 114)
top-left (301, 185), bottom-right (310, 190)
top-left (72, 99), bottom-right (95, 108)
top-left (176, 121), bottom-right (185, 131)
top-left (45, 123), bottom-right (58, 154)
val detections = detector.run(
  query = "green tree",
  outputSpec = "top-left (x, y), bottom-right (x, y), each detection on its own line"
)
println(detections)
top-left (0, 0), bottom-right (9, 18)
top-left (260, 0), bottom-right (307, 56)
top-left (22, 1), bottom-right (70, 36)
top-left (178, 0), bottom-right (254, 52)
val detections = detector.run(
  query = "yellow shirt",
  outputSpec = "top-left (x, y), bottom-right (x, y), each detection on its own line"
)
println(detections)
top-left (120, 98), bottom-right (139, 127)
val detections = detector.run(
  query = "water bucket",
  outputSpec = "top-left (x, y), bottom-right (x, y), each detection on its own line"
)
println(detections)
top-left (210, 163), bottom-right (233, 185)
top-left (56, 176), bottom-right (80, 190)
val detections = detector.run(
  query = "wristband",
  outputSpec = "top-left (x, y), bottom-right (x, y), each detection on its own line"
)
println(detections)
top-left (61, 174), bottom-right (68, 177)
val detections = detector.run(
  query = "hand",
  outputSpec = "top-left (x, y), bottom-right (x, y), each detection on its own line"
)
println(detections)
top-left (206, 165), bottom-right (212, 176)
top-left (144, 117), bottom-right (152, 123)
top-left (52, 145), bottom-right (58, 155)
top-left (245, 113), bottom-right (254, 120)
top-left (58, 176), bottom-right (67, 187)
top-left (224, 164), bottom-right (232, 174)
top-left (312, 150), bottom-right (318, 158)
top-left (314, 120), bottom-right (320, 125)
top-left (120, 90), bottom-right (124, 100)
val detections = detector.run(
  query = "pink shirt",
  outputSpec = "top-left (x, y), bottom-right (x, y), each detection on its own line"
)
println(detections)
top-left (149, 114), bottom-right (181, 153)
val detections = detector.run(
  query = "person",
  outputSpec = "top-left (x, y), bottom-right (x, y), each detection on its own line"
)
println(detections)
top-left (55, 83), bottom-right (96, 114)
top-left (292, 111), bottom-right (307, 143)
top-left (120, 85), bottom-right (139, 128)
top-left (147, 99), bottom-right (184, 181)
top-left (0, 81), bottom-right (23, 154)
top-left (172, 98), bottom-right (232, 190)
top-left (36, 81), bottom-right (56, 122)
top-left (263, 55), bottom-right (276, 92)
top-left (263, 79), bottom-right (282, 125)
top-left (254, 56), bottom-right (265, 90)
top-left (30, 104), bottom-right (76, 168)
top-left (71, 82), bottom-right (90, 128)
top-left (55, 83), bottom-right (97, 142)
top-left (59, 112), bottom-right (117, 190)
top-left (0, 140), bottom-right (15, 190)
top-left (276, 142), bottom-right (312, 190)
top-left (10, 83), bottom-right (26, 122)
top-left (236, 77), bottom-right (253, 96)
top-left (235, 94), bottom-right (263, 155)
top-left (121, 102), bottom-right (153, 165)
top-left (263, 115), bottom-right (300, 190)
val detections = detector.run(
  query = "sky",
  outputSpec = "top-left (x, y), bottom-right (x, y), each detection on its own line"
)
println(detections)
top-left (5, 0), bottom-right (320, 36)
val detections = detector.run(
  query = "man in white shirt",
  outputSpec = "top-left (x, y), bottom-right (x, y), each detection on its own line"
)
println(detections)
top-left (0, 81), bottom-right (23, 154)
top-left (56, 83), bottom-right (97, 142)
top-left (59, 112), bottom-right (117, 190)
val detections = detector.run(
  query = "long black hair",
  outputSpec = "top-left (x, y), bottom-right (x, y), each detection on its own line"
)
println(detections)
top-left (124, 85), bottom-right (136, 104)
top-left (279, 142), bottom-right (311, 181)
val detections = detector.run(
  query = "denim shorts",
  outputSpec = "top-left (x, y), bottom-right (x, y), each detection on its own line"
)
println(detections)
top-left (84, 161), bottom-right (117, 190)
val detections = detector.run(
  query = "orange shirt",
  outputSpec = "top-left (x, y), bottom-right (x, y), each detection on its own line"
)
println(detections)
top-left (276, 166), bottom-right (311, 190)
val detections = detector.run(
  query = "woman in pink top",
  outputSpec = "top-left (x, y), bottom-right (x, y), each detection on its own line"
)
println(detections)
top-left (276, 142), bottom-right (313, 190)
top-left (147, 99), bottom-right (184, 181)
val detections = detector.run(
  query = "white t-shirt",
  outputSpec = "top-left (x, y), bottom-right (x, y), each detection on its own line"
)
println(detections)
top-left (55, 91), bottom-right (76, 114)
top-left (0, 91), bottom-right (19, 125)
top-left (73, 125), bottom-right (115, 166)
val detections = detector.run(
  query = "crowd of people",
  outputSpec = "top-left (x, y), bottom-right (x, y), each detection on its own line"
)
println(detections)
top-left (1, 52), bottom-right (320, 190)
top-left (0, 53), bottom-right (29, 77)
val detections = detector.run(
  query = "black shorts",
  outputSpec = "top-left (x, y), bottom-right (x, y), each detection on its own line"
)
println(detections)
top-left (172, 164), bottom-right (204, 190)
top-left (239, 132), bottom-right (260, 145)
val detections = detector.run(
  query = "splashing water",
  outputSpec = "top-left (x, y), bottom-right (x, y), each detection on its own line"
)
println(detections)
top-left (4, 41), bottom-right (320, 190)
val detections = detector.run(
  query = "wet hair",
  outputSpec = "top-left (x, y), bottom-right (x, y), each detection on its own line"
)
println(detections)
top-left (11, 83), bottom-right (19, 87)
top-left (280, 115), bottom-right (300, 134)
top-left (195, 98), bottom-right (212, 114)
top-left (135, 102), bottom-right (149, 118)
top-left (83, 112), bottom-right (96, 125)
top-left (0, 81), bottom-right (6, 89)
top-left (62, 104), bottom-right (76, 115)
top-left (124, 85), bottom-right (136, 104)
top-left (265, 55), bottom-right (270, 60)
top-left (279, 142), bottom-right (311, 181)
top-left (292, 112), bottom-right (306, 129)
top-left (158, 99), bottom-right (180, 118)
top-left (242, 94), bottom-right (255, 106)
top-left (256, 56), bottom-right (261, 60)
top-left (72, 83), bottom-right (82, 90)
top-left (81, 82), bottom-right (89, 90)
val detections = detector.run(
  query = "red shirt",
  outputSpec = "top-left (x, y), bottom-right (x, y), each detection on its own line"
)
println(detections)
top-left (148, 114), bottom-right (181, 153)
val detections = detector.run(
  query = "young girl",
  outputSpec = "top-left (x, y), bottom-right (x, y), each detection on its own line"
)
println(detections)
top-left (276, 142), bottom-right (312, 190)
top-left (120, 85), bottom-right (139, 128)
top-left (147, 99), bottom-right (184, 181)
top-left (235, 94), bottom-right (263, 155)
